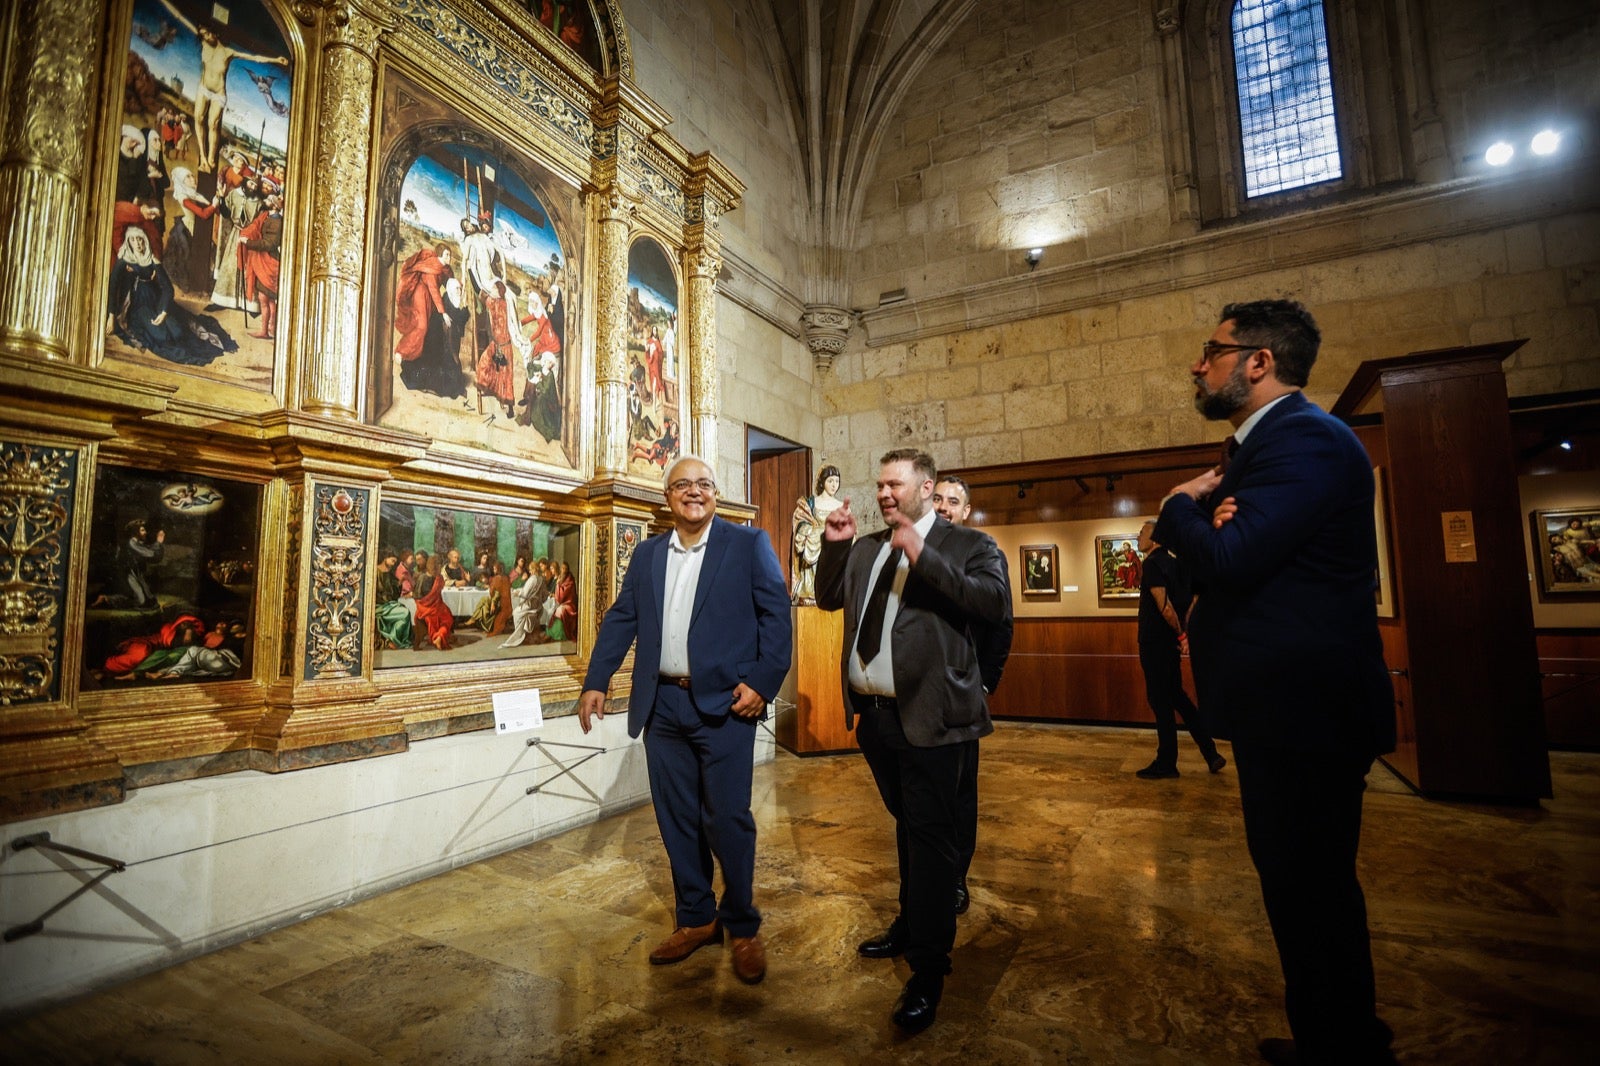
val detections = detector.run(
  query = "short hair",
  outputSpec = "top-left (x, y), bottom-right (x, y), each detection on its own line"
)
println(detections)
top-left (935, 474), bottom-right (970, 503)
top-left (879, 447), bottom-right (937, 484)
top-left (1219, 300), bottom-right (1320, 387)
top-left (662, 453), bottom-right (716, 494)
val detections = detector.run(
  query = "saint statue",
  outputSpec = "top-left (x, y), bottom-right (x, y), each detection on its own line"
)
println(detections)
top-left (791, 465), bottom-right (843, 604)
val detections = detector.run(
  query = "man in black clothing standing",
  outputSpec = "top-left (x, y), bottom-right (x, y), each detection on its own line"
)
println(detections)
top-left (1134, 519), bottom-right (1226, 780)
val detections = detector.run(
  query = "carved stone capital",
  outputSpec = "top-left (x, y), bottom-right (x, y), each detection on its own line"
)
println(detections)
top-left (801, 305), bottom-right (855, 372)
top-left (325, 0), bottom-right (391, 56)
top-left (1155, 7), bottom-right (1181, 36)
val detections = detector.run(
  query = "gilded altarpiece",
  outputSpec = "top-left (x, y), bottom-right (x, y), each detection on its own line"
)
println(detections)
top-left (0, 0), bottom-right (748, 818)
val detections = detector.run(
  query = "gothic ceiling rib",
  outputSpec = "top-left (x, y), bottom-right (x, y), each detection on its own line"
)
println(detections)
top-left (745, 0), bottom-right (977, 308)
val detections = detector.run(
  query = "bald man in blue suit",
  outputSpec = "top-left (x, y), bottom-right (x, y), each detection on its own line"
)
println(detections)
top-left (580, 454), bottom-right (792, 986)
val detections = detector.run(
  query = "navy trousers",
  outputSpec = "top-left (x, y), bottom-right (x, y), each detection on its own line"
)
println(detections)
top-left (642, 684), bottom-right (760, 937)
top-left (1233, 742), bottom-right (1394, 1065)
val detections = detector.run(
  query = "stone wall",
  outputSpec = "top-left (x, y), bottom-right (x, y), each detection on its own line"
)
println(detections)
top-left (820, 0), bottom-right (1600, 508)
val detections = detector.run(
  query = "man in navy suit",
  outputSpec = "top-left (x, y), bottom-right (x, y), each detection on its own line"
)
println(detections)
top-left (579, 454), bottom-right (792, 986)
top-left (816, 449), bottom-right (1012, 1034)
top-left (1155, 300), bottom-right (1396, 1065)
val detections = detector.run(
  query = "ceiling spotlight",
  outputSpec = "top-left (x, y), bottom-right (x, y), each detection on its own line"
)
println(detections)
top-left (1025, 248), bottom-right (1043, 271)
top-left (1485, 141), bottom-right (1514, 166)
top-left (1531, 129), bottom-right (1561, 156)
top-left (1560, 440), bottom-right (1573, 451)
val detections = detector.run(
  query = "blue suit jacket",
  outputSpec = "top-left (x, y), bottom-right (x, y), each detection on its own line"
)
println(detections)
top-left (1154, 391), bottom-right (1395, 755)
top-left (583, 517), bottom-right (793, 738)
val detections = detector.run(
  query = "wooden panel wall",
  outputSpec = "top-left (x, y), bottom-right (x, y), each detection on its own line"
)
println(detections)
top-left (1539, 630), bottom-right (1600, 749)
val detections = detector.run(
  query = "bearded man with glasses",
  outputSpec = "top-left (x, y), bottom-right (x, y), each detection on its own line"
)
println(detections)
top-left (1156, 300), bottom-right (1397, 1065)
top-left (580, 454), bottom-right (792, 986)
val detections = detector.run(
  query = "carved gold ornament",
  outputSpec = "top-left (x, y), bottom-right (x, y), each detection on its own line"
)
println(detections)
top-left (0, 444), bottom-right (76, 705)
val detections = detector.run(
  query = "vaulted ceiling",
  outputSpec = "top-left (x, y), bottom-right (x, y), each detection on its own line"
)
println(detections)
top-left (743, 0), bottom-right (977, 309)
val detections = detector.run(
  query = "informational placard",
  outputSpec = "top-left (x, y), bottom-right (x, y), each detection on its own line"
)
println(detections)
top-left (1441, 510), bottom-right (1478, 563)
top-left (492, 687), bottom-right (544, 734)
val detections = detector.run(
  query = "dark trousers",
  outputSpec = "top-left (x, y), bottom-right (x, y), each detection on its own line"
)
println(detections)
top-left (1139, 639), bottom-right (1218, 768)
top-left (1233, 742), bottom-right (1394, 1065)
top-left (642, 684), bottom-right (760, 937)
top-left (956, 746), bottom-right (978, 883)
top-left (853, 693), bottom-right (973, 976)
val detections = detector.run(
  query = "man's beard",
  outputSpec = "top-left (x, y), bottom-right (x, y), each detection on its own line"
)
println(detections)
top-left (1194, 360), bottom-right (1251, 420)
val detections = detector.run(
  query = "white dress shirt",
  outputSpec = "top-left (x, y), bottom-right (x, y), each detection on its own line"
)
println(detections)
top-left (659, 526), bottom-right (709, 677)
top-left (849, 507), bottom-right (939, 697)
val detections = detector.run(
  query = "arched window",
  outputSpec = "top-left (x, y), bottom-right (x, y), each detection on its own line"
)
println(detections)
top-left (1159, 0), bottom-right (1432, 225)
top-left (1232, 0), bottom-right (1342, 198)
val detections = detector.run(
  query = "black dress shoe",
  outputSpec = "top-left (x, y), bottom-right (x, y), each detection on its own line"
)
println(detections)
top-left (891, 973), bottom-right (943, 1034)
top-left (1257, 1037), bottom-right (1297, 1065)
top-left (1135, 761), bottom-right (1179, 779)
top-left (954, 880), bottom-right (970, 915)
top-left (857, 920), bottom-right (907, 959)
top-left (1207, 754), bottom-right (1228, 774)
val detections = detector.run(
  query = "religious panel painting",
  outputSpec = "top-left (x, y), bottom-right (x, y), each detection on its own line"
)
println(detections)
top-left (374, 500), bottom-right (581, 669)
top-left (105, 0), bottom-right (293, 390)
top-left (625, 236), bottom-right (682, 479)
top-left (514, 0), bottom-right (603, 70)
top-left (370, 101), bottom-right (580, 469)
top-left (81, 465), bottom-right (260, 690)
top-left (1095, 533), bottom-right (1145, 602)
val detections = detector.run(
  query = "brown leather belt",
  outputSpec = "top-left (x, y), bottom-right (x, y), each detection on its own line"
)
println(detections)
top-left (659, 674), bottom-right (692, 689)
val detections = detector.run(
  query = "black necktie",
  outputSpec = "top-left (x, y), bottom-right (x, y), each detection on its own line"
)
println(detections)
top-left (1219, 435), bottom-right (1239, 473)
top-left (856, 547), bottom-right (903, 663)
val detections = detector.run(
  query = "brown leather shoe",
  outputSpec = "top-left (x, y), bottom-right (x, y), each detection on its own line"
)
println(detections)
top-left (729, 933), bottom-right (766, 984)
top-left (648, 920), bottom-right (721, 965)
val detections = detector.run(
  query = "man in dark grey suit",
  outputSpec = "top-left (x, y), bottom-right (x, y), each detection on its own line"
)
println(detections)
top-left (1155, 300), bottom-right (1396, 1066)
top-left (816, 449), bottom-right (1012, 1034)
top-left (931, 475), bottom-right (1013, 913)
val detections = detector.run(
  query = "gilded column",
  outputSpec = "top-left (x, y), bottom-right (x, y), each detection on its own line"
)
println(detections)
top-left (684, 246), bottom-right (721, 465)
top-left (301, 0), bottom-right (388, 417)
top-left (0, 0), bottom-right (104, 359)
top-left (682, 153), bottom-right (743, 469)
top-left (593, 184), bottom-right (634, 476)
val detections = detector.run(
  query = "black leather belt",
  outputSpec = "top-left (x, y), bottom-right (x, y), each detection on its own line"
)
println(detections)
top-left (659, 674), bottom-right (692, 689)
top-left (852, 692), bottom-right (897, 712)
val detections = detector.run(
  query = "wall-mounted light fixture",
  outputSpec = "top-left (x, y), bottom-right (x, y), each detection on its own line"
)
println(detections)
top-left (1531, 129), bottom-right (1562, 156)
top-left (1485, 140), bottom-right (1515, 166)
top-left (1017, 480), bottom-right (1033, 499)
top-left (1025, 247), bottom-right (1043, 271)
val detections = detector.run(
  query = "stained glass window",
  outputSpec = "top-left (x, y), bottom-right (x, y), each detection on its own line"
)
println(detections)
top-left (1233, 0), bottom-right (1342, 197)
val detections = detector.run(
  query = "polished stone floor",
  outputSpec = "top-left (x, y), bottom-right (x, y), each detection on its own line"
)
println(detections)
top-left (10, 724), bottom-right (1599, 1064)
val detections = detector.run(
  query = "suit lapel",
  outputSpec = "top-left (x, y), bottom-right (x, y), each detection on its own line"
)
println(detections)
top-left (648, 534), bottom-right (668, 631)
top-left (1220, 391), bottom-right (1308, 494)
top-left (690, 519), bottom-right (730, 624)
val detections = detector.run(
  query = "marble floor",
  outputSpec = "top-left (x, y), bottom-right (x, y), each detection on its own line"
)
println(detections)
top-left (10, 724), bottom-right (1599, 1064)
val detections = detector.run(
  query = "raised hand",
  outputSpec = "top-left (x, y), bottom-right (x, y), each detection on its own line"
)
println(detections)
top-left (824, 496), bottom-right (857, 541)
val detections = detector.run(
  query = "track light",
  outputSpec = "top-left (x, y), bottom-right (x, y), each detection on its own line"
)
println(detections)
top-left (1025, 248), bottom-right (1043, 271)
top-left (1531, 129), bottom-right (1561, 156)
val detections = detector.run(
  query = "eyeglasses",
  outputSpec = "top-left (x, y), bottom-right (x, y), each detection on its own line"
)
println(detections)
top-left (668, 478), bottom-right (717, 494)
top-left (1200, 341), bottom-right (1261, 365)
